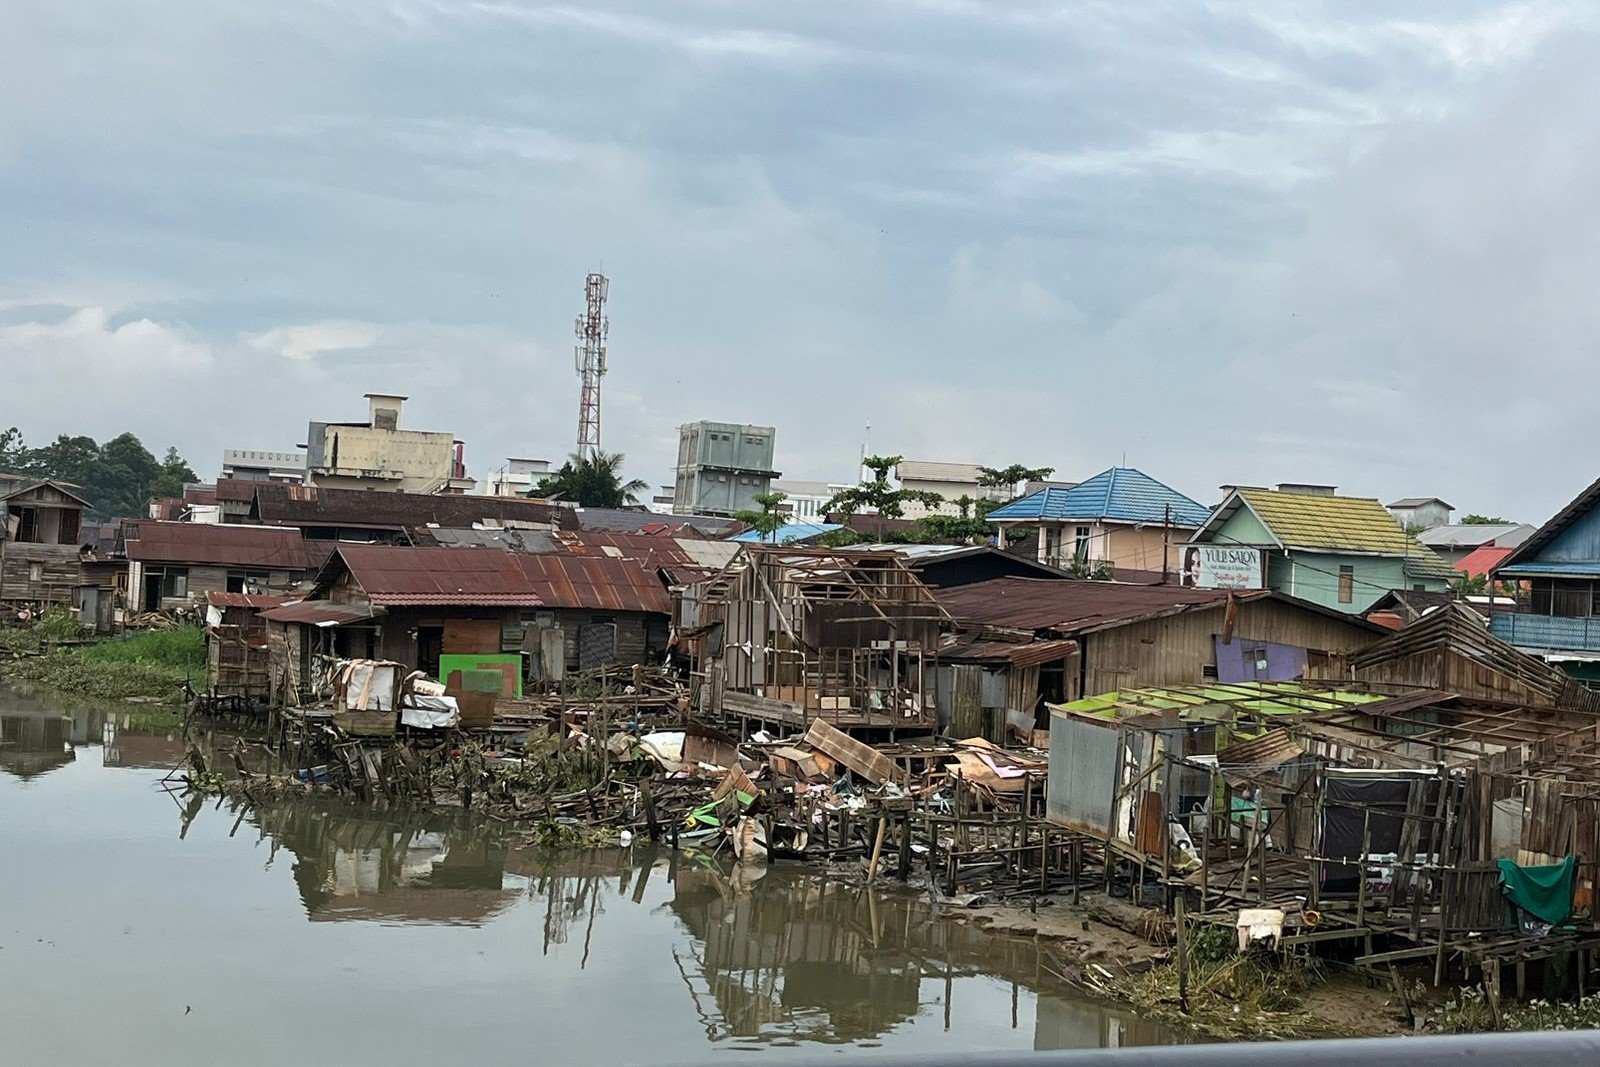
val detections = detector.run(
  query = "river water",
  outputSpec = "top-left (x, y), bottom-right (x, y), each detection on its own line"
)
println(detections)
top-left (1, 687), bottom-right (1171, 1063)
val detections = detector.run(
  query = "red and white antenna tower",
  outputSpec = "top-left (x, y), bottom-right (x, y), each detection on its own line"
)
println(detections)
top-left (574, 272), bottom-right (609, 459)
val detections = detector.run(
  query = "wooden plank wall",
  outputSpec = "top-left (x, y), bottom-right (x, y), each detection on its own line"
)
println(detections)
top-left (1081, 599), bottom-right (1378, 696)
top-left (0, 543), bottom-right (88, 603)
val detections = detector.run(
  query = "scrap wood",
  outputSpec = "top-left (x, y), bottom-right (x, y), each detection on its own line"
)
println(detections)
top-left (803, 718), bottom-right (898, 785)
top-left (712, 763), bottom-right (759, 802)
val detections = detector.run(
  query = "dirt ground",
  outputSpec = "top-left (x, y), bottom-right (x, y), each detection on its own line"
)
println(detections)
top-left (950, 888), bottom-right (1411, 1040)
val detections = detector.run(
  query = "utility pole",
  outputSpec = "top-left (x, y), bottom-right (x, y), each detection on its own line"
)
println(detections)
top-left (574, 272), bottom-right (609, 460)
top-left (1161, 503), bottom-right (1172, 585)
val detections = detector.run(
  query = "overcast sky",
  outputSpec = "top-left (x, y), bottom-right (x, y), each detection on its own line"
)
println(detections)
top-left (4, 2), bottom-right (1598, 521)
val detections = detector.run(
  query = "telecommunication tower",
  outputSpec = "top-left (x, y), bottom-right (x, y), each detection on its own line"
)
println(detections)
top-left (574, 272), bottom-right (609, 459)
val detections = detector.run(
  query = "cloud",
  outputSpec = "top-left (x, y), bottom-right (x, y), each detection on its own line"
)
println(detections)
top-left (247, 321), bottom-right (384, 361)
top-left (4, 0), bottom-right (1599, 525)
top-left (0, 307), bottom-right (210, 372)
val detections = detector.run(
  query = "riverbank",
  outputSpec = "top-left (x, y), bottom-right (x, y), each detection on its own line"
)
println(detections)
top-left (0, 618), bottom-right (203, 703)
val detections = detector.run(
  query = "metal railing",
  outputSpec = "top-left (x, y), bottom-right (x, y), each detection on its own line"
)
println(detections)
top-left (1491, 610), bottom-right (1600, 652)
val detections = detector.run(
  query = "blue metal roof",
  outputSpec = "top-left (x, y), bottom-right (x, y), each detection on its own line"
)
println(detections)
top-left (1497, 561), bottom-right (1600, 578)
top-left (732, 521), bottom-right (842, 545)
top-left (986, 467), bottom-right (1211, 527)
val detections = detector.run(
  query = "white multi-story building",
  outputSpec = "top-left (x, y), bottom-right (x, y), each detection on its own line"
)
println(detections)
top-left (485, 458), bottom-right (553, 498)
top-left (769, 479), bottom-right (845, 521)
top-left (220, 449), bottom-right (304, 483)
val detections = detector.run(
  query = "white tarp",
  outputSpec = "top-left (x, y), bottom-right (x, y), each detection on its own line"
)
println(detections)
top-left (400, 693), bottom-right (460, 729)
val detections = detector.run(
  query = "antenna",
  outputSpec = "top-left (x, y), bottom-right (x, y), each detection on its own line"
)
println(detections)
top-left (574, 272), bottom-right (609, 460)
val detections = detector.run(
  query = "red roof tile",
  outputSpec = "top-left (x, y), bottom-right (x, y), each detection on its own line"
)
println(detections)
top-left (1456, 545), bottom-right (1512, 579)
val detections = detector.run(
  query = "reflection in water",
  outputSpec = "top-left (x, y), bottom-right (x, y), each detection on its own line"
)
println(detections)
top-left (0, 685), bottom-right (187, 779)
top-left (1, 684), bottom-right (1172, 1058)
top-left (246, 801), bottom-right (1168, 1050)
top-left (0, 711), bottom-right (75, 779)
top-left (254, 805), bottom-right (523, 926)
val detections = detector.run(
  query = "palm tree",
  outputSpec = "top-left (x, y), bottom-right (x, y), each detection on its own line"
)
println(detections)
top-left (533, 450), bottom-right (649, 508)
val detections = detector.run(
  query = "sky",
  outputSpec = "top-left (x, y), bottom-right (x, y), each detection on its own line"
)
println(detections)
top-left (3, 1), bottom-right (1599, 522)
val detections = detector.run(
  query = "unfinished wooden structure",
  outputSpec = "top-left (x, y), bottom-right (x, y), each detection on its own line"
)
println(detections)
top-left (684, 546), bottom-right (952, 733)
top-left (1048, 679), bottom-right (1600, 1001)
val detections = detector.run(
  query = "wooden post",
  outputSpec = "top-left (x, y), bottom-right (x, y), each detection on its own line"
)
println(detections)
top-left (640, 776), bottom-right (661, 841)
top-left (1486, 958), bottom-right (1504, 1030)
top-left (898, 813), bottom-right (912, 881)
top-left (1071, 837), bottom-right (1081, 906)
top-left (1357, 808), bottom-right (1372, 958)
top-left (867, 816), bottom-right (888, 883)
top-left (1175, 890), bottom-right (1189, 1012)
top-left (1254, 795), bottom-right (1266, 905)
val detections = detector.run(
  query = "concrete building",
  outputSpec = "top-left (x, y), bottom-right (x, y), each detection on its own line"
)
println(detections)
top-left (988, 467), bottom-right (1210, 576)
top-left (1416, 521), bottom-right (1536, 568)
top-left (671, 421), bottom-right (780, 517)
top-left (220, 449), bottom-right (305, 484)
top-left (769, 479), bottom-right (846, 521)
top-left (892, 460), bottom-right (1011, 518)
top-left (485, 458), bottom-right (552, 498)
top-left (1388, 496), bottom-right (1454, 531)
top-left (303, 393), bottom-right (475, 494)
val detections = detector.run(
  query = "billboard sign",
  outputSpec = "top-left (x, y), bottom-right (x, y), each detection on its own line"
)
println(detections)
top-left (1178, 545), bottom-right (1263, 590)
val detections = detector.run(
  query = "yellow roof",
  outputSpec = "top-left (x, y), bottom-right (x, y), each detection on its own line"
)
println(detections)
top-left (1237, 489), bottom-right (1410, 554)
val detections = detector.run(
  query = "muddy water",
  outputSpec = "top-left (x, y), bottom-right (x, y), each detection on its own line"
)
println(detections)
top-left (0, 687), bottom-right (1173, 1063)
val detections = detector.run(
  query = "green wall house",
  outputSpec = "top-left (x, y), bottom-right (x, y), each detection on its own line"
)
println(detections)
top-left (1190, 487), bottom-right (1454, 614)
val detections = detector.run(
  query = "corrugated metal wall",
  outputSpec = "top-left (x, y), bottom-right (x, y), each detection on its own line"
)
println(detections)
top-left (1047, 712), bottom-right (1118, 835)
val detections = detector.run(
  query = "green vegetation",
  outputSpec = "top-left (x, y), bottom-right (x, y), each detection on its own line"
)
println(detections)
top-left (1461, 514), bottom-right (1510, 525)
top-left (1435, 988), bottom-right (1600, 1033)
top-left (734, 490), bottom-right (788, 542)
top-left (533, 449), bottom-right (649, 507)
top-left (0, 426), bottom-right (198, 518)
top-left (0, 619), bottom-right (205, 702)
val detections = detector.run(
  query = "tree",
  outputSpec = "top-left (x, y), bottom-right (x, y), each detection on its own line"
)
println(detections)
top-left (977, 464), bottom-right (1055, 495)
top-left (1461, 514), bottom-right (1509, 525)
top-left (0, 429), bottom-right (199, 518)
top-left (822, 455), bottom-right (945, 540)
top-left (533, 450), bottom-right (649, 508)
top-left (149, 446), bottom-right (200, 502)
top-left (0, 426), bottom-right (26, 472)
top-left (734, 491), bottom-right (788, 543)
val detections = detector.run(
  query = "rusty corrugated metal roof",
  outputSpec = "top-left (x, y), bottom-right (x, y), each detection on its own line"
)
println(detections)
top-left (259, 600), bottom-right (375, 625)
top-left (332, 544), bottom-right (670, 614)
top-left (934, 577), bottom-right (1231, 632)
top-left (205, 592), bottom-right (295, 610)
top-left (515, 552), bottom-right (673, 614)
top-left (252, 483), bottom-right (578, 531)
top-left (123, 521), bottom-right (328, 570)
top-left (336, 544), bottom-right (543, 607)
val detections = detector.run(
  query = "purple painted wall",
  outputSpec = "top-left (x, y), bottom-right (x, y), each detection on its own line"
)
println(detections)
top-left (1214, 637), bottom-right (1307, 683)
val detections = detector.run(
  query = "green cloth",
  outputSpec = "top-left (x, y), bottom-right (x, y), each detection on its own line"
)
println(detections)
top-left (1497, 856), bottom-right (1576, 926)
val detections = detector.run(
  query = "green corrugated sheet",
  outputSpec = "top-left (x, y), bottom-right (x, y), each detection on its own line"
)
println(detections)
top-left (1052, 681), bottom-right (1387, 722)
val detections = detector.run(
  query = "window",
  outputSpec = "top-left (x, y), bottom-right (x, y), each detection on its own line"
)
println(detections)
top-left (1338, 565), bottom-right (1354, 604)
top-left (1532, 580), bottom-right (1552, 615)
top-left (58, 509), bottom-right (80, 545)
top-left (1073, 526), bottom-right (1091, 563)
top-left (14, 506), bottom-right (38, 543)
top-left (28, 562), bottom-right (43, 582)
top-left (226, 570), bottom-right (270, 594)
top-left (1413, 584), bottom-right (1426, 593)
top-left (1042, 527), bottom-right (1062, 564)
top-left (1553, 580), bottom-right (1592, 618)
top-left (161, 568), bottom-right (188, 599)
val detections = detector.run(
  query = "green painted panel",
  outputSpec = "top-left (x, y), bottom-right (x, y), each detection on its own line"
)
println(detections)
top-left (438, 653), bottom-right (523, 698)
